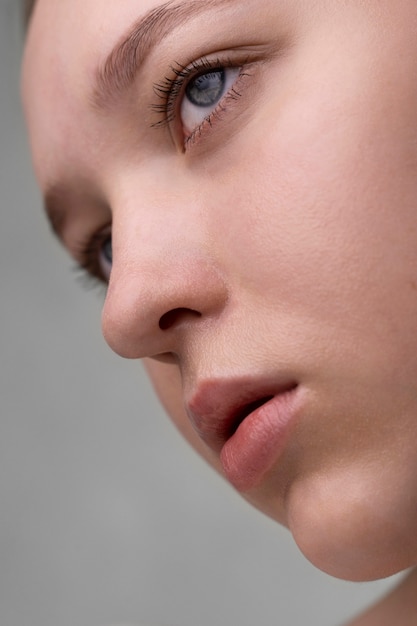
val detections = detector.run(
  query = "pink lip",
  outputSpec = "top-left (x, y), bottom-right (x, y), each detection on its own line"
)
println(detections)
top-left (186, 378), bottom-right (299, 492)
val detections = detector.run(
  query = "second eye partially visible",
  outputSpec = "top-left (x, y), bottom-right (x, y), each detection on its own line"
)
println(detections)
top-left (75, 227), bottom-right (113, 288)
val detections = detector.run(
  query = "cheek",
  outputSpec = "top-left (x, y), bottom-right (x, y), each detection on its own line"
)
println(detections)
top-left (198, 34), bottom-right (417, 574)
top-left (215, 46), bottom-right (417, 323)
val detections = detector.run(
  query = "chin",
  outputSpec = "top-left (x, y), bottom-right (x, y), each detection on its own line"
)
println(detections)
top-left (282, 468), bottom-right (417, 582)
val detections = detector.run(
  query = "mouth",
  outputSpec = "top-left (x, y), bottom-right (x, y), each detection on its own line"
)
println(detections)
top-left (226, 395), bottom-right (274, 435)
top-left (186, 378), bottom-right (299, 492)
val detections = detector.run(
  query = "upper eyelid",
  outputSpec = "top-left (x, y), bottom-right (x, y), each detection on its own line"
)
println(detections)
top-left (92, 0), bottom-right (243, 111)
top-left (79, 61), bottom-right (250, 281)
top-left (73, 53), bottom-right (267, 279)
top-left (150, 52), bottom-right (252, 130)
top-left (78, 64), bottom-right (244, 282)
top-left (151, 57), bottom-right (229, 123)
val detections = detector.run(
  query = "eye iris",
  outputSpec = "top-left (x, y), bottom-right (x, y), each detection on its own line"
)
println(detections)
top-left (185, 69), bottom-right (225, 107)
top-left (101, 236), bottom-right (112, 265)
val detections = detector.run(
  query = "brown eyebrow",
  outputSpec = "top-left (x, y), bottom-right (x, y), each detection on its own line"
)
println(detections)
top-left (92, 0), bottom-right (237, 110)
top-left (44, 0), bottom-right (238, 240)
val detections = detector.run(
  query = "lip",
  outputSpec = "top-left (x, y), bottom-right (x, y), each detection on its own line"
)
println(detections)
top-left (186, 377), bottom-right (299, 492)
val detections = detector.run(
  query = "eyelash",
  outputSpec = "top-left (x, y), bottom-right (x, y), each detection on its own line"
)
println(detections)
top-left (151, 56), bottom-right (248, 146)
top-left (74, 57), bottom-right (252, 286)
top-left (73, 228), bottom-right (111, 291)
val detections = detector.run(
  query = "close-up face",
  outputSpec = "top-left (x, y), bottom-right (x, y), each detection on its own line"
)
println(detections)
top-left (22, 0), bottom-right (417, 584)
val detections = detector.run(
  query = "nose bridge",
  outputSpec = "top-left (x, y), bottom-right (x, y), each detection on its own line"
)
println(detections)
top-left (101, 174), bottom-right (228, 359)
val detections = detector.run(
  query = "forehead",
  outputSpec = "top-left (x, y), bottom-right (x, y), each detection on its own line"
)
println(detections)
top-left (24, 0), bottom-right (161, 77)
top-left (22, 0), bottom-right (242, 186)
top-left (22, 0), bottom-right (176, 180)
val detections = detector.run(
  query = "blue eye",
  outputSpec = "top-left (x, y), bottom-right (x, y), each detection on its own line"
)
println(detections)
top-left (102, 236), bottom-right (112, 263)
top-left (180, 66), bottom-right (240, 137)
top-left (185, 69), bottom-right (225, 107)
top-left (99, 235), bottom-right (112, 280)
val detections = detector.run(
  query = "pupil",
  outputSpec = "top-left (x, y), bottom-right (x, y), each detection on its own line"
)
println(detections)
top-left (186, 69), bottom-right (225, 107)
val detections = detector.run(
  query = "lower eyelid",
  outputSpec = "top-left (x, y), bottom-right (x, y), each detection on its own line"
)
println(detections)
top-left (181, 66), bottom-right (241, 137)
top-left (152, 50), bottom-right (267, 145)
top-left (182, 64), bottom-right (256, 150)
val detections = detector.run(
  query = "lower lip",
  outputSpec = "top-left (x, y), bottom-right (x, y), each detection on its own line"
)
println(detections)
top-left (220, 389), bottom-right (299, 492)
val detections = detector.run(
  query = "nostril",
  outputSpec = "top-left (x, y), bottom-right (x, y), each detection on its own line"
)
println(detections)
top-left (159, 308), bottom-right (202, 331)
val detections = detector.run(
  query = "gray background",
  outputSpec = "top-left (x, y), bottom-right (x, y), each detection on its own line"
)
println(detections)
top-left (1, 1), bottom-right (396, 625)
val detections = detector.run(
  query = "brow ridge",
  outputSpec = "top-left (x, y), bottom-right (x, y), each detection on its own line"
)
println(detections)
top-left (45, 0), bottom-right (238, 240)
top-left (93, 0), bottom-right (236, 110)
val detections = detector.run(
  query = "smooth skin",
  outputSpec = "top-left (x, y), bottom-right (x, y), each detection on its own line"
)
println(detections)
top-left (22, 0), bottom-right (417, 623)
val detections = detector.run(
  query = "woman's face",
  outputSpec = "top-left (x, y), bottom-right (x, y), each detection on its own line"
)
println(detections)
top-left (22, 0), bottom-right (417, 582)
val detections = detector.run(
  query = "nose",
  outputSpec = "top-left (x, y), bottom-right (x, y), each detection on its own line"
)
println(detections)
top-left (101, 202), bottom-right (228, 360)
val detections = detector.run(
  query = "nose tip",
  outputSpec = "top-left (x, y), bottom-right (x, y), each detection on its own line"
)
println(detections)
top-left (101, 256), bottom-right (228, 360)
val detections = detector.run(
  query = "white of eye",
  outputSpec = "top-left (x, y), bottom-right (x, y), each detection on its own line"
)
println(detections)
top-left (180, 67), bottom-right (240, 136)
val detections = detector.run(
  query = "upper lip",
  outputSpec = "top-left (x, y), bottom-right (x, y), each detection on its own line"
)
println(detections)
top-left (185, 376), bottom-right (298, 453)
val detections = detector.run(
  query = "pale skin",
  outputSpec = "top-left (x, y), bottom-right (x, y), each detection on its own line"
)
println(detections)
top-left (22, 0), bottom-right (417, 623)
